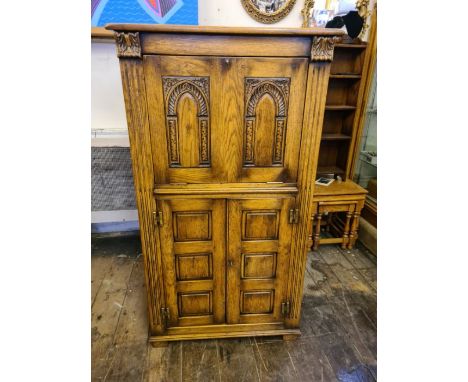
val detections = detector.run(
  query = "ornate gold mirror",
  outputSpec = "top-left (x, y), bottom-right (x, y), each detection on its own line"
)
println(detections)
top-left (241, 0), bottom-right (297, 24)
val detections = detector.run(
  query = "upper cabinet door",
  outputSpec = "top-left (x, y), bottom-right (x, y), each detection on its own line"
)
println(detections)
top-left (236, 58), bottom-right (308, 183)
top-left (144, 56), bottom-right (223, 184)
top-left (144, 55), bottom-right (308, 185)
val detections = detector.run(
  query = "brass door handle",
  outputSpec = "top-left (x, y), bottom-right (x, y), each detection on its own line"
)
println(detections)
top-left (227, 260), bottom-right (234, 267)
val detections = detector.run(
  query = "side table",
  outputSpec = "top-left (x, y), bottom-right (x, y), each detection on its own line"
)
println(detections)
top-left (310, 181), bottom-right (368, 250)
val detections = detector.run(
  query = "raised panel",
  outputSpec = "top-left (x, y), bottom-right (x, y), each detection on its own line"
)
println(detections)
top-left (242, 253), bottom-right (277, 279)
top-left (175, 253), bottom-right (213, 281)
top-left (162, 76), bottom-right (211, 168)
top-left (242, 210), bottom-right (279, 240)
top-left (178, 291), bottom-right (212, 317)
top-left (241, 290), bottom-right (274, 314)
top-left (243, 78), bottom-right (290, 167)
top-left (173, 211), bottom-right (211, 242)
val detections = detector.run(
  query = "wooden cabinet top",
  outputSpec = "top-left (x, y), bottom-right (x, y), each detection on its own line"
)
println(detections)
top-left (105, 24), bottom-right (345, 37)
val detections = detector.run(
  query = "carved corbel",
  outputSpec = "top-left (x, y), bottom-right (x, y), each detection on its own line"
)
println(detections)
top-left (115, 32), bottom-right (141, 58)
top-left (310, 36), bottom-right (342, 62)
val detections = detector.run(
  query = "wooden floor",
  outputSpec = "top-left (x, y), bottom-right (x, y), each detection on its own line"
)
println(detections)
top-left (92, 235), bottom-right (377, 382)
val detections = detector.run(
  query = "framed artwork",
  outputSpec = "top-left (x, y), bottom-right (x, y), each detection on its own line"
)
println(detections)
top-left (241, 0), bottom-right (297, 24)
top-left (91, 0), bottom-right (198, 27)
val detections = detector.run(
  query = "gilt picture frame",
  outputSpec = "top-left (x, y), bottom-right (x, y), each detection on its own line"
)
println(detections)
top-left (241, 0), bottom-right (297, 24)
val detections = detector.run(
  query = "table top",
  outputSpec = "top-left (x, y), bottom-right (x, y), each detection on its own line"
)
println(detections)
top-left (314, 180), bottom-right (368, 196)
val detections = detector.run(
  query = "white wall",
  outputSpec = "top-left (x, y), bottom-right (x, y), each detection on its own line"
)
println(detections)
top-left (91, 42), bottom-right (128, 142)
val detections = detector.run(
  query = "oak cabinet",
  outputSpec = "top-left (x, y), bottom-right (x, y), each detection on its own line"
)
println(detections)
top-left (107, 24), bottom-right (344, 345)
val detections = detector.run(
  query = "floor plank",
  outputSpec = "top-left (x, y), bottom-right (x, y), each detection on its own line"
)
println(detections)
top-left (286, 336), bottom-right (337, 382)
top-left (91, 256), bottom-right (135, 381)
top-left (181, 340), bottom-right (221, 381)
top-left (91, 255), bottom-right (113, 307)
top-left (144, 342), bottom-right (183, 382)
top-left (312, 246), bottom-right (377, 379)
top-left (251, 338), bottom-right (299, 382)
top-left (339, 246), bottom-right (377, 291)
top-left (99, 259), bottom-right (149, 381)
top-left (316, 332), bottom-right (376, 382)
top-left (218, 338), bottom-right (260, 382)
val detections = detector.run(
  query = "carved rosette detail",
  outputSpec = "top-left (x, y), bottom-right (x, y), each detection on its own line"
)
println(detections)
top-left (162, 77), bottom-right (210, 167)
top-left (244, 78), bottom-right (290, 166)
top-left (311, 36), bottom-right (342, 62)
top-left (114, 32), bottom-right (141, 58)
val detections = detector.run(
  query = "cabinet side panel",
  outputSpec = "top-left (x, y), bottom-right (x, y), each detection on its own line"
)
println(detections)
top-left (286, 62), bottom-right (331, 327)
top-left (119, 58), bottom-right (165, 334)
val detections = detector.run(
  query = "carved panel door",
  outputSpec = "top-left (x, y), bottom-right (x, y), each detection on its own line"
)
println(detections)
top-left (235, 58), bottom-right (308, 183)
top-left (158, 199), bottom-right (226, 327)
top-left (144, 56), bottom-right (224, 184)
top-left (226, 197), bottom-right (295, 324)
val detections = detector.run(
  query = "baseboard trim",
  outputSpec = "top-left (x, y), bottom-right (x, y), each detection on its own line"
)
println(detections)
top-left (149, 328), bottom-right (301, 343)
top-left (91, 220), bottom-right (139, 233)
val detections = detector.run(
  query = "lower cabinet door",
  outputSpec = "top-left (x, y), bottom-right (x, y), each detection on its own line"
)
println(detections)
top-left (226, 197), bottom-right (295, 324)
top-left (158, 199), bottom-right (226, 327)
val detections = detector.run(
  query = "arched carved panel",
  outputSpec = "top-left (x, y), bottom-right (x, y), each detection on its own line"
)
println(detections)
top-left (243, 78), bottom-right (290, 166)
top-left (162, 77), bottom-right (210, 167)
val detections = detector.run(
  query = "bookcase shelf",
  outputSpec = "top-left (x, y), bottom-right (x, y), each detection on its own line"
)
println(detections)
top-left (317, 166), bottom-right (346, 176)
top-left (330, 74), bottom-right (362, 79)
top-left (325, 105), bottom-right (356, 111)
top-left (321, 133), bottom-right (352, 141)
top-left (335, 43), bottom-right (367, 49)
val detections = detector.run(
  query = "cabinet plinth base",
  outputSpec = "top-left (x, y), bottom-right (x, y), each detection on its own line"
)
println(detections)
top-left (150, 341), bottom-right (168, 348)
top-left (282, 334), bottom-right (300, 341)
top-left (149, 328), bottom-right (301, 344)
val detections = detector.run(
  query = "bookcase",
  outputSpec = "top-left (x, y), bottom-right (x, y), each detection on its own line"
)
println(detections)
top-left (318, 41), bottom-right (369, 180)
top-left (311, 12), bottom-right (377, 251)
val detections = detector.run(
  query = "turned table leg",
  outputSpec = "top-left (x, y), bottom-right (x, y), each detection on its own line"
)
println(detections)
top-left (342, 211), bottom-right (353, 249)
top-left (348, 211), bottom-right (361, 249)
top-left (313, 213), bottom-right (322, 251)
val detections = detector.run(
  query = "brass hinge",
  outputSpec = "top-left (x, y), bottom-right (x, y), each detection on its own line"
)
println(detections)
top-left (289, 209), bottom-right (299, 224)
top-left (160, 307), bottom-right (170, 327)
top-left (153, 211), bottom-right (163, 226)
top-left (281, 301), bottom-right (290, 318)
